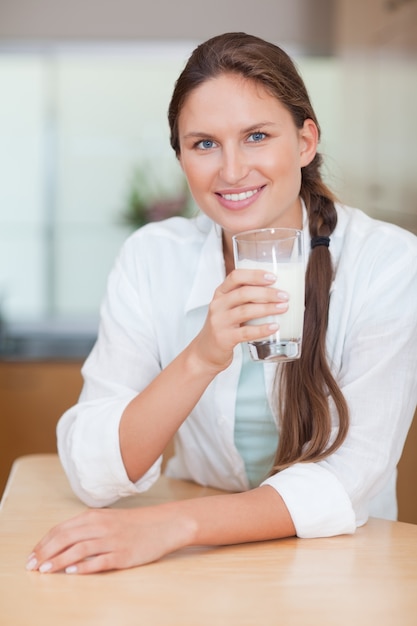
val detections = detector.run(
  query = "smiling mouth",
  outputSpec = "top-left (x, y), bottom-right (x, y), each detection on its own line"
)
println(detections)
top-left (218, 187), bottom-right (263, 202)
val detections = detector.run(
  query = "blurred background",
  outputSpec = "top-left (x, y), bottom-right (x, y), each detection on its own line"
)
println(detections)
top-left (0, 0), bottom-right (416, 519)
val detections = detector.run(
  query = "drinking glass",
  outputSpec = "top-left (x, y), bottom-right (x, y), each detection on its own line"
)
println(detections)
top-left (232, 227), bottom-right (305, 362)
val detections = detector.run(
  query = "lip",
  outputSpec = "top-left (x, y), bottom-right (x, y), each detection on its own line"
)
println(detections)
top-left (215, 185), bottom-right (265, 211)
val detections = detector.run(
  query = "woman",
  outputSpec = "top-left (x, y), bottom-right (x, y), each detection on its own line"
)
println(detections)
top-left (27, 32), bottom-right (417, 575)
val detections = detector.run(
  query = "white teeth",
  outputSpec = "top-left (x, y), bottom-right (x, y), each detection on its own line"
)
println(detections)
top-left (222, 188), bottom-right (259, 201)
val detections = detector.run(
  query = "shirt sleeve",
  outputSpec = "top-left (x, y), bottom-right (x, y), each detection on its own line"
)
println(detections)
top-left (57, 232), bottom-right (163, 507)
top-left (262, 227), bottom-right (417, 538)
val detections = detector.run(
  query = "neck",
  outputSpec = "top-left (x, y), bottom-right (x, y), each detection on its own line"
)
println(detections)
top-left (222, 233), bottom-right (235, 275)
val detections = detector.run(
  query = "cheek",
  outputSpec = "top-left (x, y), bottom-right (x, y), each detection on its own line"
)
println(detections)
top-left (268, 148), bottom-right (302, 195)
top-left (182, 157), bottom-right (213, 192)
top-left (266, 153), bottom-right (298, 181)
top-left (183, 166), bottom-right (201, 193)
top-left (263, 140), bottom-right (299, 172)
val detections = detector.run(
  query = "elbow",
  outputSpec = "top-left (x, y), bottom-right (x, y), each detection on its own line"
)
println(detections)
top-left (66, 477), bottom-right (122, 509)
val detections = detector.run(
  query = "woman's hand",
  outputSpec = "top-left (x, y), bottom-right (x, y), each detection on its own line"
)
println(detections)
top-left (26, 487), bottom-right (295, 575)
top-left (192, 269), bottom-right (289, 372)
top-left (26, 503), bottom-right (196, 575)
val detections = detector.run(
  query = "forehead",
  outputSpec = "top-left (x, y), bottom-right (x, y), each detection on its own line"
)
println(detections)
top-left (178, 73), bottom-right (287, 129)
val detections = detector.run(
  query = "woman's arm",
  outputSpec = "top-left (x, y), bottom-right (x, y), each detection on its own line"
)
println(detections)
top-left (119, 267), bottom-right (288, 482)
top-left (261, 222), bottom-right (417, 538)
top-left (118, 339), bottom-right (221, 482)
top-left (27, 485), bottom-right (295, 574)
top-left (27, 262), bottom-right (295, 573)
top-left (57, 242), bottom-right (287, 505)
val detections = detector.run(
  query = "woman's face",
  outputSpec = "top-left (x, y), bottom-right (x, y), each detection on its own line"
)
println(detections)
top-left (177, 73), bottom-right (318, 254)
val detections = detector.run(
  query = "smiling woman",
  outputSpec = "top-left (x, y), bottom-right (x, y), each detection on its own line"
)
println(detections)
top-left (22, 32), bottom-right (417, 576)
top-left (176, 72), bottom-right (318, 265)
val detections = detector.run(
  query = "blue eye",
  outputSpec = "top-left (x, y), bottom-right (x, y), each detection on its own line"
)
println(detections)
top-left (197, 139), bottom-right (215, 150)
top-left (248, 132), bottom-right (266, 142)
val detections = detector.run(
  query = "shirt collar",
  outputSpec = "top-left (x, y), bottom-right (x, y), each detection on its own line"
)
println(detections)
top-left (184, 218), bottom-right (225, 314)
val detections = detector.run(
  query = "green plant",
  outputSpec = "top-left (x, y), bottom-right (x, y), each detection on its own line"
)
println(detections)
top-left (122, 164), bottom-right (190, 228)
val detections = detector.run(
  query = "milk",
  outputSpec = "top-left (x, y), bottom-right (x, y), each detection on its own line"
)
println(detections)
top-left (233, 226), bottom-right (305, 361)
top-left (236, 259), bottom-right (305, 340)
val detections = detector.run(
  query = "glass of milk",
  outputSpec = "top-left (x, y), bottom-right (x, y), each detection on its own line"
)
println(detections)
top-left (232, 227), bottom-right (305, 362)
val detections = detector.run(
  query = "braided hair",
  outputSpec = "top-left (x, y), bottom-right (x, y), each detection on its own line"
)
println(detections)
top-left (168, 32), bottom-right (349, 471)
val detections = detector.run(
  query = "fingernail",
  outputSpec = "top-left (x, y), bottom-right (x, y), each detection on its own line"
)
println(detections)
top-left (65, 565), bottom-right (78, 574)
top-left (276, 291), bottom-right (289, 301)
top-left (26, 557), bottom-right (38, 571)
top-left (276, 303), bottom-right (288, 311)
top-left (39, 562), bottom-right (53, 573)
top-left (264, 273), bottom-right (276, 281)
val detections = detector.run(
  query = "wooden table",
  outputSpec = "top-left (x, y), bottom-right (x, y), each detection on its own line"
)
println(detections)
top-left (1, 455), bottom-right (416, 626)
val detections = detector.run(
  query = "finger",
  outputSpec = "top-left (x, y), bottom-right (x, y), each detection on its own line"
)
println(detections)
top-left (219, 268), bottom-right (277, 294)
top-left (31, 511), bottom-right (93, 553)
top-left (227, 300), bottom-right (288, 327)
top-left (35, 538), bottom-right (109, 574)
top-left (234, 285), bottom-right (288, 307)
top-left (211, 287), bottom-right (287, 324)
top-left (239, 321), bottom-right (280, 343)
top-left (28, 512), bottom-right (108, 570)
top-left (64, 553), bottom-right (117, 575)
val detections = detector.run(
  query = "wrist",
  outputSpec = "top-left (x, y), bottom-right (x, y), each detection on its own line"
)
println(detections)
top-left (185, 336), bottom-right (232, 378)
top-left (160, 501), bottom-right (199, 553)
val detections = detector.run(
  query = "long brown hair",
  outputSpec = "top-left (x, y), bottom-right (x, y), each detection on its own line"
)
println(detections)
top-left (168, 32), bottom-right (349, 471)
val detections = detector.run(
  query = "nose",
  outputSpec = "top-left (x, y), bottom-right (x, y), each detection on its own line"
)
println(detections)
top-left (219, 144), bottom-right (249, 184)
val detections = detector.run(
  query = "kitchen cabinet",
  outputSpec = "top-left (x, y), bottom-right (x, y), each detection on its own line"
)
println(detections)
top-left (397, 408), bottom-right (417, 524)
top-left (0, 360), bottom-right (83, 496)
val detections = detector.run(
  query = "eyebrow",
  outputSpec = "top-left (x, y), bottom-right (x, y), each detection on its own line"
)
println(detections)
top-left (182, 121), bottom-right (277, 141)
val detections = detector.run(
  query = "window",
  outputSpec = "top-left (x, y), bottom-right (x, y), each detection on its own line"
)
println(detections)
top-left (0, 42), bottom-right (194, 323)
top-left (0, 43), bottom-right (341, 326)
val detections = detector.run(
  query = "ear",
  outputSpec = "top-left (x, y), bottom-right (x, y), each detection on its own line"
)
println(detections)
top-left (299, 118), bottom-right (319, 167)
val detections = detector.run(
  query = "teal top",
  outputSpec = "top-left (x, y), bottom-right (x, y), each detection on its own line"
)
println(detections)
top-left (234, 348), bottom-right (278, 488)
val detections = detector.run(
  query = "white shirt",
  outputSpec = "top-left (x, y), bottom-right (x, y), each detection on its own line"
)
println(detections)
top-left (57, 203), bottom-right (417, 538)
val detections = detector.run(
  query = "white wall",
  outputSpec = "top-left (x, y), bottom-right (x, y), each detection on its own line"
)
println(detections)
top-left (0, 44), bottom-right (190, 319)
top-left (0, 45), bottom-right (342, 321)
top-left (0, 0), bottom-right (415, 323)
